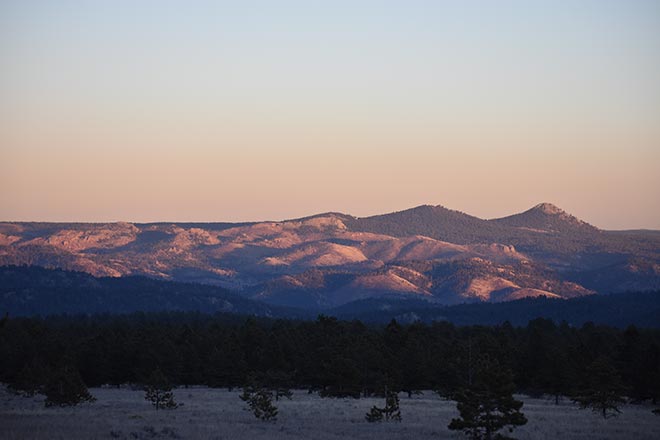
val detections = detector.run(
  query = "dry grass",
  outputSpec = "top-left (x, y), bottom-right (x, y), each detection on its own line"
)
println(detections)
top-left (1, 386), bottom-right (658, 440)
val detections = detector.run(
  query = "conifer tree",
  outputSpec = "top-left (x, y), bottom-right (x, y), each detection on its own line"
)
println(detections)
top-left (144, 368), bottom-right (178, 410)
top-left (365, 387), bottom-right (402, 422)
top-left (240, 384), bottom-right (278, 421)
top-left (532, 343), bottom-right (576, 405)
top-left (448, 356), bottom-right (526, 440)
top-left (572, 356), bottom-right (626, 419)
top-left (44, 364), bottom-right (96, 407)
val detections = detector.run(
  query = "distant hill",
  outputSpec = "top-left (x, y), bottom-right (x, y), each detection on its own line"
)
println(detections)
top-left (329, 290), bottom-right (660, 329)
top-left (2, 266), bottom-right (658, 329)
top-left (491, 202), bottom-right (599, 234)
top-left (0, 202), bottom-right (658, 309)
top-left (0, 265), bottom-right (306, 318)
top-left (348, 203), bottom-right (656, 259)
top-left (344, 204), bottom-right (505, 244)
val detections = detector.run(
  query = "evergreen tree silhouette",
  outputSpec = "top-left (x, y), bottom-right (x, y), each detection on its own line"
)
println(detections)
top-left (366, 386), bottom-right (402, 422)
top-left (44, 364), bottom-right (96, 407)
top-left (572, 356), bottom-right (626, 419)
top-left (144, 368), bottom-right (178, 410)
top-left (240, 381), bottom-right (278, 421)
top-left (448, 356), bottom-right (526, 440)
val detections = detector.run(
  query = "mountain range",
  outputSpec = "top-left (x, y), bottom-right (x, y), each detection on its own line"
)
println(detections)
top-left (1, 203), bottom-right (658, 310)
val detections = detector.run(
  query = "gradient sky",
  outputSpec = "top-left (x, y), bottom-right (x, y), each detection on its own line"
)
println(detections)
top-left (1, 1), bottom-right (659, 229)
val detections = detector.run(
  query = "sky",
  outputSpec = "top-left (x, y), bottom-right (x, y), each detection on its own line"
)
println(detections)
top-left (1, 0), bottom-right (659, 229)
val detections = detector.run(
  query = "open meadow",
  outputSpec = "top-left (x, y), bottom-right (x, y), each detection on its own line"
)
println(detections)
top-left (1, 386), bottom-right (659, 440)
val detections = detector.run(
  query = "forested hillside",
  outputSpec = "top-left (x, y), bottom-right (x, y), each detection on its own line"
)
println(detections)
top-left (2, 266), bottom-right (659, 328)
top-left (331, 291), bottom-right (660, 328)
top-left (0, 266), bottom-right (300, 318)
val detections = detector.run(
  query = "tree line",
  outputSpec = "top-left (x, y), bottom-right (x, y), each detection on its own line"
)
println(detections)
top-left (1, 312), bottom-right (659, 405)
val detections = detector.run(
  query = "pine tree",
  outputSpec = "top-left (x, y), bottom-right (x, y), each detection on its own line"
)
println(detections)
top-left (144, 368), bottom-right (178, 410)
top-left (572, 356), bottom-right (626, 419)
top-left (448, 356), bottom-right (527, 440)
top-left (365, 387), bottom-right (402, 422)
top-left (44, 364), bottom-right (96, 407)
top-left (240, 384), bottom-right (278, 421)
top-left (532, 343), bottom-right (576, 405)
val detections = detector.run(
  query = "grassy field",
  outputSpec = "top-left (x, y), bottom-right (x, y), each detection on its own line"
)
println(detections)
top-left (1, 386), bottom-right (659, 439)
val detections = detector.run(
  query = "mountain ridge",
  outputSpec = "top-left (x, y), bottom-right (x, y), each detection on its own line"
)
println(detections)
top-left (1, 203), bottom-right (658, 310)
top-left (0, 202), bottom-right (651, 231)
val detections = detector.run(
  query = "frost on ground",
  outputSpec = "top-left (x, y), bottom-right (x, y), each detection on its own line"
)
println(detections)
top-left (1, 386), bottom-right (659, 440)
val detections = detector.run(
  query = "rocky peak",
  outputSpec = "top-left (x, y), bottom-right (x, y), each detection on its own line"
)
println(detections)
top-left (531, 203), bottom-right (565, 215)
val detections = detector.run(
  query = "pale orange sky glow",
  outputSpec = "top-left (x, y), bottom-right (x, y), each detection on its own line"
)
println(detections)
top-left (2, 141), bottom-right (658, 229)
top-left (1, 1), bottom-right (659, 229)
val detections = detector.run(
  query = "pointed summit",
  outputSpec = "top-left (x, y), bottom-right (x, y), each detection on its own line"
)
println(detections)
top-left (492, 203), bottom-right (598, 233)
top-left (530, 202), bottom-right (565, 215)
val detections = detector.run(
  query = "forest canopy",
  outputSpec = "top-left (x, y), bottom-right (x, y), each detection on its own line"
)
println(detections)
top-left (1, 313), bottom-right (659, 405)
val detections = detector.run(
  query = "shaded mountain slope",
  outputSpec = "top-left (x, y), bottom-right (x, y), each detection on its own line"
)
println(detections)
top-left (4, 266), bottom-right (657, 330)
top-left (329, 290), bottom-right (660, 328)
top-left (0, 265), bottom-right (304, 318)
